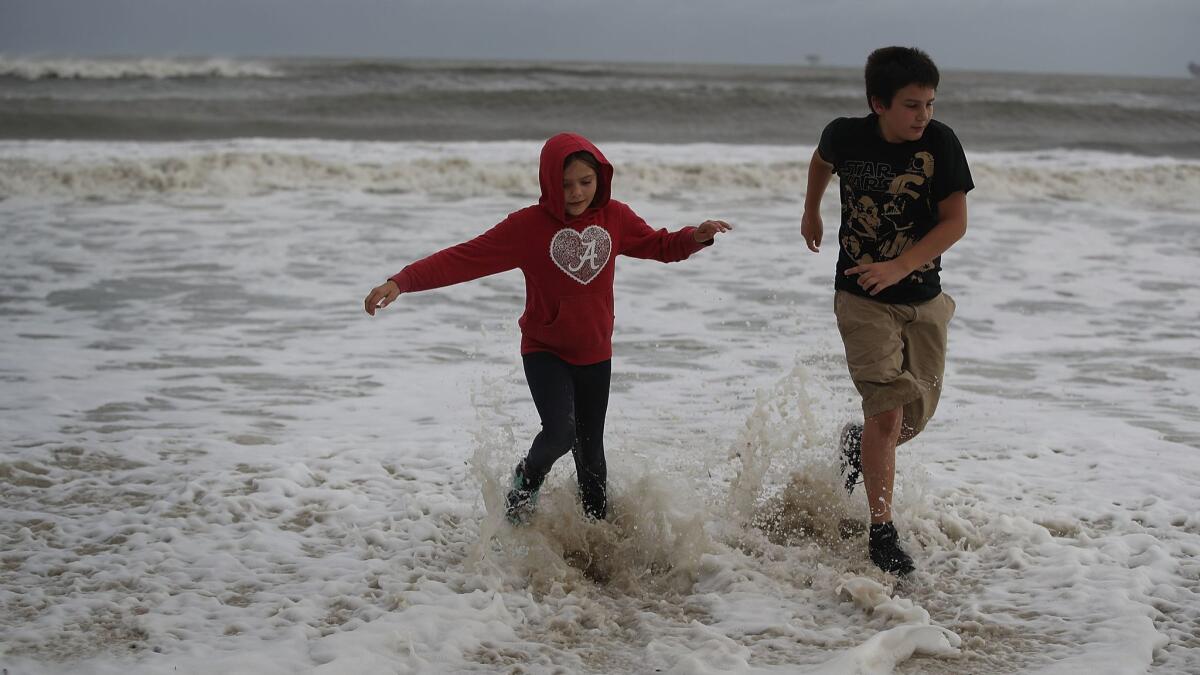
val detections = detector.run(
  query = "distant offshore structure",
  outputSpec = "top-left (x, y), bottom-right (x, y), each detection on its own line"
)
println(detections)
top-left (1190, 62), bottom-right (1200, 78)
top-left (805, 54), bottom-right (821, 66)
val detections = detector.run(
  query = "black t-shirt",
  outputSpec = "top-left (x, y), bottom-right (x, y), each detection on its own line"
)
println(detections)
top-left (817, 114), bottom-right (974, 304)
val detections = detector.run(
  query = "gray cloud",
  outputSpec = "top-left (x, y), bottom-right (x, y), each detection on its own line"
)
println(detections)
top-left (2, 0), bottom-right (1197, 77)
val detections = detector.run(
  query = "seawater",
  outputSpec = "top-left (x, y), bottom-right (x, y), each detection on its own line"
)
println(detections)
top-left (2, 56), bottom-right (1199, 156)
top-left (2, 57), bottom-right (1199, 674)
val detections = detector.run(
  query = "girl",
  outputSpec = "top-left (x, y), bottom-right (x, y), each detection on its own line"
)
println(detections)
top-left (364, 132), bottom-right (731, 522)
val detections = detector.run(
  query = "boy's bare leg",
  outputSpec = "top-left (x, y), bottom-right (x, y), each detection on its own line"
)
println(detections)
top-left (862, 406), bottom-right (903, 524)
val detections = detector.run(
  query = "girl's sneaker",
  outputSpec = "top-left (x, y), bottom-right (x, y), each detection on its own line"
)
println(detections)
top-left (505, 461), bottom-right (540, 525)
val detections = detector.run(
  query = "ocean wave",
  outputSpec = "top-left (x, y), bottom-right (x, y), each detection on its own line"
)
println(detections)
top-left (0, 56), bottom-right (281, 80)
top-left (1, 141), bottom-right (1197, 209)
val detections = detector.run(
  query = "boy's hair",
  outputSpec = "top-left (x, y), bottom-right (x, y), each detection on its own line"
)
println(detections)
top-left (865, 46), bottom-right (940, 110)
top-left (564, 150), bottom-right (600, 172)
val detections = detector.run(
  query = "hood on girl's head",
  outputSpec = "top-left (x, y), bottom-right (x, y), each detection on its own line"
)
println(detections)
top-left (539, 132), bottom-right (614, 223)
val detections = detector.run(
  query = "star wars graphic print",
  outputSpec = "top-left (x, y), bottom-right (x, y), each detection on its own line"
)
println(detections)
top-left (819, 115), bottom-right (974, 304)
top-left (550, 225), bottom-right (612, 284)
top-left (839, 150), bottom-right (937, 282)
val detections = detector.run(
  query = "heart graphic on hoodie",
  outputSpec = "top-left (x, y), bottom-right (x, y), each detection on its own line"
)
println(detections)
top-left (550, 225), bottom-right (612, 285)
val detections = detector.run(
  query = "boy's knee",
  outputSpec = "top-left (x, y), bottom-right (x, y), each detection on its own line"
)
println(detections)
top-left (867, 408), bottom-right (904, 436)
top-left (897, 421), bottom-right (922, 446)
top-left (897, 385), bottom-right (939, 446)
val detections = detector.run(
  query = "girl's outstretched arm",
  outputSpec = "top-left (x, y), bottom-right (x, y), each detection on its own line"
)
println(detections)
top-left (363, 216), bottom-right (522, 316)
top-left (618, 202), bottom-right (731, 262)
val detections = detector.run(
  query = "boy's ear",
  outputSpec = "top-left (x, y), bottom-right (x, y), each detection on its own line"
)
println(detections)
top-left (869, 95), bottom-right (887, 115)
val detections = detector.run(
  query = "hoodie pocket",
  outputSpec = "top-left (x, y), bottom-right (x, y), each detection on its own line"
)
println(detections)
top-left (528, 293), bottom-right (614, 352)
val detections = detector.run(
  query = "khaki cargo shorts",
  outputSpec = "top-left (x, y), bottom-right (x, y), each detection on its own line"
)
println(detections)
top-left (834, 290), bottom-right (955, 439)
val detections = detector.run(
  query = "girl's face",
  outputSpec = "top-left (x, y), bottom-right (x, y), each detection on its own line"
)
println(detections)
top-left (563, 160), bottom-right (598, 217)
top-left (873, 84), bottom-right (935, 143)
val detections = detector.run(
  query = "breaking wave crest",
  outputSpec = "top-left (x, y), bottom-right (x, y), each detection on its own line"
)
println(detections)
top-left (2, 141), bottom-right (1197, 209)
top-left (0, 56), bottom-right (281, 80)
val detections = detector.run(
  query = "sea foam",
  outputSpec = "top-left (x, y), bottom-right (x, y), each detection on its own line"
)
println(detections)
top-left (2, 140), bottom-right (1197, 210)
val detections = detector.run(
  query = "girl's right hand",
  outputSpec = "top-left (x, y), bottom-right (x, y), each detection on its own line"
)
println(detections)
top-left (364, 280), bottom-right (400, 316)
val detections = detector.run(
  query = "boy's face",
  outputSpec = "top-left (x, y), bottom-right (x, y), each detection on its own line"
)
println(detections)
top-left (872, 84), bottom-right (936, 143)
top-left (563, 160), bottom-right (598, 217)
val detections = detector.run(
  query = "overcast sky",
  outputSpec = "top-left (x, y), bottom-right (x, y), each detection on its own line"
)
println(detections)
top-left (2, 0), bottom-right (1198, 78)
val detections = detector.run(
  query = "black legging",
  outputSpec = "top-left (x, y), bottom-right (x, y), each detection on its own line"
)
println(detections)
top-left (521, 351), bottom-right (611, 519)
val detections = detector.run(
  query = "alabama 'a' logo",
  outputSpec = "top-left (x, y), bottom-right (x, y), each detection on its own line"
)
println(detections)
top-left (550, 225), bottom-right (612, 284)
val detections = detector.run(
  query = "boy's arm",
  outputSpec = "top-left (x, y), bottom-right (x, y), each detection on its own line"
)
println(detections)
top-left (845, 191), bottom-right (968, 296)
top-left (801, 149), bottom-right (834, 253)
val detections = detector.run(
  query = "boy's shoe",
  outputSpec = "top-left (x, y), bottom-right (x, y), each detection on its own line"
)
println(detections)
top-left (505, 460), bottom-right (540, 525)
top-left (839, 422), bottom-right (864, 495)
top-left (869, 522), bottom-right (915, 576)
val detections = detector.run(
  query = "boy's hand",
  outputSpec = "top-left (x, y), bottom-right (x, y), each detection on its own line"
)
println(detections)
top-left (694, 220), bottom-right (733, 243)
top-left (364, 280), bottom-right (400, 316)
top-left (801, 211), bottom-right (822, 252)
top-left (844, 260), bottom-right (908, 296)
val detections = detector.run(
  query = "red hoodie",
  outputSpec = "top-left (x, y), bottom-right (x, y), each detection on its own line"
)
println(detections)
top-left (389, 133), bottom-right (710, 365)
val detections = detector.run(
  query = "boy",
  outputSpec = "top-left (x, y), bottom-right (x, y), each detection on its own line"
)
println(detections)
top-left (800, 47), bottom-right (973, 575)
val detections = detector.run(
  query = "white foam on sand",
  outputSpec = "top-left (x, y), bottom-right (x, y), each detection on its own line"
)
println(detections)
top-left (1, 140), bottom-right (1198, 674)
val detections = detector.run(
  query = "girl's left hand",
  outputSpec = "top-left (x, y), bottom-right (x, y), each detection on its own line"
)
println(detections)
top-left (694, 220), bottom-right (733, 243)
top-left (844, 260), bottom-right (909, 295)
